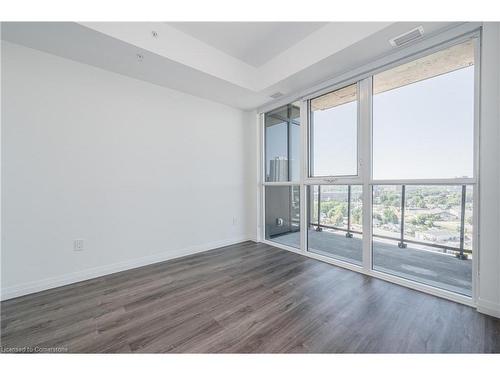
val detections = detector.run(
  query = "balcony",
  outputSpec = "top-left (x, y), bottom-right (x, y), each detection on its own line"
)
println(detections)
top-left (268, 184), bottom-right (473, 297)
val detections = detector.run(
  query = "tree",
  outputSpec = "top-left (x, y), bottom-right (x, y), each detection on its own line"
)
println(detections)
top-left (327, 203), bottom-right (347, 226)
top-left (445, 193), bottom-right (461, 208)
top-left (383, 208), bottom-right (398, 224)
top-left (411, 213), bottom-right (438, 228)
top-left (413, 195), bottom-right (426, 208)
top-left (352, 207), bottom-right (362, 225)
top-left (381, 191), bottom-right (400, 208)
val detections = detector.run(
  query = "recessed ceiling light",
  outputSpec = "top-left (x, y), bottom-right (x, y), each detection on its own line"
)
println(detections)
top-left (270, 92), bottom-right (284, 99)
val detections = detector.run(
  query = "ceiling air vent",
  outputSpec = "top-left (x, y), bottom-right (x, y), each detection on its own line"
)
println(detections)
top-left (389, 26), bottom-right (424, 47)
top-left (270, 92), bottom-right (284, 99)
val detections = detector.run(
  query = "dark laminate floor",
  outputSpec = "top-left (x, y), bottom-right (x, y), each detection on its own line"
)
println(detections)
top-left (1, 241), bottom-right (499, 353)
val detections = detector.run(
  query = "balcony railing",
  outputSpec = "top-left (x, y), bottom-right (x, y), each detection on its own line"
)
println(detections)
top-left (310, 184), bottom-right (471, 258)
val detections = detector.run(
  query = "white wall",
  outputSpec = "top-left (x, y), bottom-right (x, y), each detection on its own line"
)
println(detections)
top-left (243, 111), bottom-right (260, 242)
top-left (1, 41), bottom-right (254, 299)
top-left (477, 23), bottom-right (500, 318)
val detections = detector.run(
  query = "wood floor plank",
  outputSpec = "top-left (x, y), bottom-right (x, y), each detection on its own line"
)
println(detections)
top-left (1, 241), bottom-right (499, 353)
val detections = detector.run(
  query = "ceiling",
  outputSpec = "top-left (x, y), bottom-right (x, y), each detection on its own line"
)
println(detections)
top-left (168, 22), bottom-right (328, 67)
top-left (1, 21), bottom-right (463, 110)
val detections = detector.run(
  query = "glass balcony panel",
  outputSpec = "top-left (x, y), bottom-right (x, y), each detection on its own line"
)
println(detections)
top-left (372, 185), bottom-right (473, 296)
top-left (307, 185), bottom-right (363, 266)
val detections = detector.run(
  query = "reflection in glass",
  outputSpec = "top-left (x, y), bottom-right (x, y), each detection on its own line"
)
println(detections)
top-left (265, 186), bottom-right (300, 249)
top-left (264, 104), bottom-right (300, 182)
top-left (265, 111), bottom-right (288, 182)
top-left (289, 122), bottom-right (300, 182)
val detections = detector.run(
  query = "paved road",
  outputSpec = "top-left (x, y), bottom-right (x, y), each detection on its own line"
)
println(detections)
top-left (270, 229), bottom-right (472, 296)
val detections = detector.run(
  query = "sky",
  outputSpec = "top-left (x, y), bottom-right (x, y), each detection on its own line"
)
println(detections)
top-left (266, 65), bottom-right (475, 181)
top-left (372, 66), bottom-right (474, 180)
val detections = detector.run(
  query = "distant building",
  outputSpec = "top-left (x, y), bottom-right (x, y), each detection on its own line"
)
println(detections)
top-left (268, 157), bottom-right (288, 181)
top-left (415, 230), bottom-right (458, 243)
top-left (436, 211), bottom-right (459, 220)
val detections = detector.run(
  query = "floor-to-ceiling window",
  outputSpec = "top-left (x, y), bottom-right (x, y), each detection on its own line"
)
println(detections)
top-left (263, 104), bottom-right (301, 249)
top-left (262, 35), bottom-right (478, 300)
top-left (371, 39), bottom-right (476, 296)
top-left (306, 83), bottom-right (364, 265)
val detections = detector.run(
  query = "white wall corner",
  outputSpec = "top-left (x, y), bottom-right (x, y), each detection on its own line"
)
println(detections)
top-left (242, 109), bottom-right (259, 242)
top-left (255, 112), bottom-right (263, 243)
top-left (497, 22), bottom-right (500, 320)
top-left (477, 298), bottom-right (500, 319)
top-left (477, 22), bottom-right (500, 318)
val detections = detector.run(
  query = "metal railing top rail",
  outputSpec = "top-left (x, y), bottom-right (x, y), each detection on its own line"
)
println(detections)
top-left (309, 222), bottom-right (473, 255)
top-left (311, 183), bottom-right (472, 259)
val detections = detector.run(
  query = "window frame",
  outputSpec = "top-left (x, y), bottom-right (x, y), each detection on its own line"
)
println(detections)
top-left (261, 104), bottom-right (302, 251)
top-left (307, 81), bottom-right (362, 182)
top-left (264, 103), bottom-right (301, 183)
top-left (259, 30), bottom-right (480, 307)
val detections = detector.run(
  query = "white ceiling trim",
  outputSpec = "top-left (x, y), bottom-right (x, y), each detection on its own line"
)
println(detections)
top-left (2, 22), bottom-right (461, 110)
top-left (80, 22), bottom-right (260, 90)
top-left (167, 22), bottom-right (328, 68)
top-left (258, 22), bottom-right (392, 88)
top-left (79, 22), bottom-right (393, 92)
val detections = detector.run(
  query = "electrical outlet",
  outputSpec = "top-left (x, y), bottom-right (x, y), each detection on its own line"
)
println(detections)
top-left (73, 239), bottom-right (84, 251)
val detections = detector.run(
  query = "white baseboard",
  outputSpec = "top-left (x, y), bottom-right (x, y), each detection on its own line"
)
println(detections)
top-left (1, 236), bottom-right (252, 301)
top-left (477, 298), bottom-right (500, 318)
